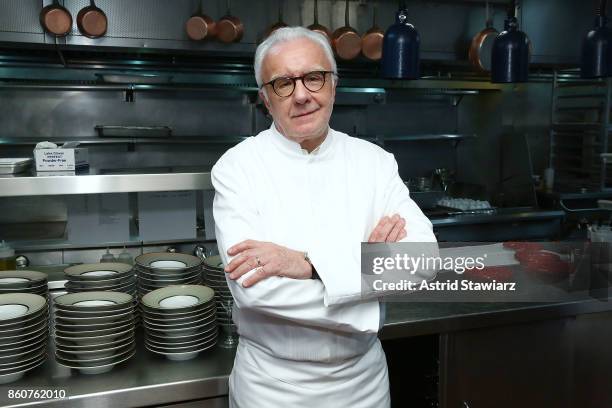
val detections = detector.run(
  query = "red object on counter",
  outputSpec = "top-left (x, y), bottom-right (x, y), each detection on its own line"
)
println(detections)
top-left (464, 266), bottom-right (514, 282)
top-left (519, 251), bottom-right (571, 283)
top-left (504, 241), bottom-right (544, 252)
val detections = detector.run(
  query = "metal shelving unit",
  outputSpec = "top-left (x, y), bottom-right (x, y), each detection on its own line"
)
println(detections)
top-left (0, 168), bottom-right (213, 197)
top-left (550, 71), bottom-right (612, 191)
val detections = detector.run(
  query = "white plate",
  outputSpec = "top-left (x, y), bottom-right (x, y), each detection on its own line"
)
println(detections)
top-left (141, 285), bottom-right (215, 311)
top-left (0, 356), bottom-right (45, 385)
top-left (64, 263), bottom-right (133, 280)
top-left (0, 294), bottom-right (46, 325)
top-left (55, 348), bottom-right (135, 375)
top-left (145, 337), bottom-right (217, 361)
top-left (54, 291), bottom-right (133, 311)
top-left (135, 253), bottom-right (201, 271)
top-left (0, 270), bottom-right (48, 288)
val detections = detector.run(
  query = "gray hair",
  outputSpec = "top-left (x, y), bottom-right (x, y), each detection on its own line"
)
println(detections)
top-left (254, 26), bottom-right (338, 89)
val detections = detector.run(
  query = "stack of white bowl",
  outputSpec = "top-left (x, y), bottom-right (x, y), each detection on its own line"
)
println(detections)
top-left (141, 285), bottom-right (217, 361)
top-left (202, 255), bottom-right (238, 347)
top-left (53, 291), bottom-right (136, 375)
top-left (0, 271), bottom-right (49, 300)
top-left (0, 293), bottom-right (49, 384)
top-left (134, 253), bottom-right (203, 297)
top-left (63, 263), bottom-right (137, 297)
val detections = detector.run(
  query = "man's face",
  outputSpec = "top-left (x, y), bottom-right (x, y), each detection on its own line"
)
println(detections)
top-left (260, 38), bottom-right (336, 148)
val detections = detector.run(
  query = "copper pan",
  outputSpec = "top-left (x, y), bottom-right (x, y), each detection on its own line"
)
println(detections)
top-left (77, 0), bottom-right (107, 39)
top-left (263, 0), bottom-right (288, 40)
top-left (307, 0), bottom-right (331, 43)
top-left (40, 0), bottom-right (72, 37)
top-left (361, 2), bottom-right (384, 61)
top-left (332, 0), bottom-right (361, 60)
top-left (185, 0), bottom-right (216, 41)
top-left (468, 1), bottom-right (498, 72)
top-left (216, 0), bottom-right (244, 43)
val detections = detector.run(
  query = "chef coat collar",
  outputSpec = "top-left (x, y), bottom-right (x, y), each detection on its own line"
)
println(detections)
top-left (269, 122), bottom-right (334, 158)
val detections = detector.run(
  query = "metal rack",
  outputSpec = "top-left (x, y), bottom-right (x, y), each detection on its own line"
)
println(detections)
top-left (550, 71), bottom-right (612, 191)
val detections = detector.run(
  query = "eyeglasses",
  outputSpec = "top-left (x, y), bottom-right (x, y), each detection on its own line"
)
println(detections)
top-left (262, 70), bottom-right (335, 98)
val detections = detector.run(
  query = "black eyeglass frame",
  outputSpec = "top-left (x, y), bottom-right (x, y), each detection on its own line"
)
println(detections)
top-left (261, 70), bottom-right (337, 97)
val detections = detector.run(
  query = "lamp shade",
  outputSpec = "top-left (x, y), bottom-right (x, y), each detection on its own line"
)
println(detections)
top-left (381, 8), bottom-right (420, 79)
top-left (491, 17), bottom-right (530, 83)
top-left (581, 16), bottom-right (612, 78)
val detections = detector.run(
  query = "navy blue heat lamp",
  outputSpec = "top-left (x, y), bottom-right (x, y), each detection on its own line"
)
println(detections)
top-left (581, 0), bottom-right (612, 78)
top-left (381, 4), bottom-right (420, 79)
top-left (491, 5), bottom-right (530, 83)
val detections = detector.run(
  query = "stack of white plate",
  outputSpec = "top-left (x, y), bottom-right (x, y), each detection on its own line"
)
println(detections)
top-left (134, 253), bottom-right (203, 296)
top-left (0, 293), bottom-right (49, 384)
top-left (53, 291), bottom-right (136, 375)
top-left (201, 256), bottom-right (234, 325)
top-left (141, 285), bottom-right (217, 361)
top-left (201, 255), bottom-right (238, 348)
top-left (0, 271), bottom-right (49, 300)
top-left (63, 263), bottom-right (137, 297)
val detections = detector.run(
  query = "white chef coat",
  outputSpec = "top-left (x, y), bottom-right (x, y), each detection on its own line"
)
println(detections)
top-left (212, 123), bottom-right (437, 407)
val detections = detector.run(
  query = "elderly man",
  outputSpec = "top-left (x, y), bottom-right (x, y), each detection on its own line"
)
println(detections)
top-left (212, 27), bottom-right (436, 407)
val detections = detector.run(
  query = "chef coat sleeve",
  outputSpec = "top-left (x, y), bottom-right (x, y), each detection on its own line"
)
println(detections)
top-left (309, 150), bottom-right (439, 306)
top-left (374, 152), bottom-right (440, 283)
top-left (211, 153), bottom-right (380, 334)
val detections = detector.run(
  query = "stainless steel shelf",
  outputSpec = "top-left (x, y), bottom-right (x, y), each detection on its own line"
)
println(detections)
top-left (383, 134), bottom-right (475, 142)
top-left (0, 168), bottom-right (213, 197)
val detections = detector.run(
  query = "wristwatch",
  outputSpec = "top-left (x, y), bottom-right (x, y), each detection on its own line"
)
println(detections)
top-left (304, 252), bottom-right (320, 280)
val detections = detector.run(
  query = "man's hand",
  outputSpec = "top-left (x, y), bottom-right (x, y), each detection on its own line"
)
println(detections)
top-left (368, 213), bottom-right (406, 242)
top-left (225, 240), bottom-right (312, 287)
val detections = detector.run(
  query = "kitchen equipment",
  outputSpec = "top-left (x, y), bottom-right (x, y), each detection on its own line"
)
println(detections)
top-left (0, 241), bottom-right (16, 271)
top-left (361, 2), bottom-right (384, 61)
top-left (100, 248), bottom-right (116, 263)
top-left (491, 1), bottom-right (530, 83)
top-left (76, 0), bottom-right (107, 39)
top-left (581, 0), bottom-right (612, 78)
top-left (468, 1), bottom-right (498, 72)
top-left (332, 0), bottom-right (362, 60)
top-left (216, 0), bottom-right (244, 43)
top-left (0, 158), bottom-right (33, 175)
top-left (307, 0), bottom-right (331, 42)
top-left (117, 248), bottom-right (133, 265)
top-left (381, 1), bottom-right (420, 79)
top-left (263, 0), bottom-right (287, 39)
top-left (39, 0), bottom-right (72, 37)
top-left (185, 0), bottom-right (216, 41)
top-left (432, 167), bottom-right (454, 193)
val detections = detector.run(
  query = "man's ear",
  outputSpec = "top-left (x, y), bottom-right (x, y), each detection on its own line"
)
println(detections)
top-left (259, 90), bottom-right (271, 111)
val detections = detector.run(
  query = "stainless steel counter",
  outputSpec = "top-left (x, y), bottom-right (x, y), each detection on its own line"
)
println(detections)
top-left (0, 336), bottom-right (235, 408)
top-left (2, 265), bottom-right (611, 407)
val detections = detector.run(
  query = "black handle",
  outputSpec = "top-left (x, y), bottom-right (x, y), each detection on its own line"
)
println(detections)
top-left (313, 0), bottom-right (319, 24)
top-left (345, 0), bottom-right (350, 26)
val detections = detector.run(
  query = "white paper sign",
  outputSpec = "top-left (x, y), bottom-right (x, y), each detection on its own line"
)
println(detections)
top-left (138, 191), bottom-right (196, 241)
top-left (67, 194), bottom-right (130, 244)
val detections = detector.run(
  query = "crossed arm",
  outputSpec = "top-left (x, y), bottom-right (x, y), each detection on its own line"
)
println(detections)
top-left (225, 214), bottom-right (407, 287)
